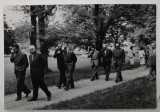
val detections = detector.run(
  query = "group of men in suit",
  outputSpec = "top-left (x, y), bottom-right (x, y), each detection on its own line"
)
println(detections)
top-left (88, 43), bottom-right (125, 83)
top-left (10, 44), bottom-right (51, 101)
top-left (10, 42), bottom-right (125, 101)
top-left (54, 44), bottom-right (77, 91)
top-left (10, 44), bottom-right (77, 101)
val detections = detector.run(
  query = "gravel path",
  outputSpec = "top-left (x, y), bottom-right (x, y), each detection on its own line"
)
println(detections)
top-left (5, 68), bottom-right (150, 110)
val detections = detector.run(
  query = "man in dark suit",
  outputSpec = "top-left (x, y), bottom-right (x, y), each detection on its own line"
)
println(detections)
top-left (101, 44), bottom-right (112, 81)
top-left (64, 46), bottom-right (77, 91)
top-left (10, 44), bottom-right (31, 101)
top-left (28, 45), bottom-right (51, 101)
top-left (112, 43), bottom-right (125, 83)
top-left (54, 44), bottom-right (66, 89)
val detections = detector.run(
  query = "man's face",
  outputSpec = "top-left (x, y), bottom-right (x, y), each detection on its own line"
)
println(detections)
top-left (116, 44), bottom-right (120, 49)
top-left (91, 47), bottom-right (95, 51)
top-left (12, 47), bottom-right (19, 54)
top-left (58, 46), bottom-right (62, 50)
top-left (30, 48), bottom-right (36, 55)
top-left (103, 45), bottom-right (107, 49)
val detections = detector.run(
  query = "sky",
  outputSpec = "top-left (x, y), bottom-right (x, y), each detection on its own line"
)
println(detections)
top-left (3, 5), bottom-right (65, 30)
top-left (3, 6), bottom-right (30, 29)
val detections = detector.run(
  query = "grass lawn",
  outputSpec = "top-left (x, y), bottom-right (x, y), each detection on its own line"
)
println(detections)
top-left (5, 54), bottom-right (140, 95)
top-left (41, 76), bottom-right (156, 109)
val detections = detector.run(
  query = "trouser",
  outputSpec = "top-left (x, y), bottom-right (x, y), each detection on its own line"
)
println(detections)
top-left (145, 56), bottom-right (149, 66)
top-left (103, 64), bottom-right (111, 79)
top-left (114, 63), bottom-right (123, 81)
top-left (91, 66), bottom-right (98, 80)
top-left (31, 73), bottom-right (51, 98)
top-left (58, 68), bottom-right (66, 87)
top-left (149, 65), bottom-right (156, 80)
top-left (15, 71), bottom-right (30, 98)
top-left (66, 64), bottom-right (75, 89)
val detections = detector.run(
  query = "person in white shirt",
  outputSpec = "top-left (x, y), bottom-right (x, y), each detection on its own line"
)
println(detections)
top-left (127, 46), bottom-right (135, 70)
top-left (138, 47), bottom-right (145, 68)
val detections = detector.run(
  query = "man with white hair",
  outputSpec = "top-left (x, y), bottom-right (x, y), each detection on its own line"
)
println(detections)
top-left (28, 45), bottom-right (51, 101)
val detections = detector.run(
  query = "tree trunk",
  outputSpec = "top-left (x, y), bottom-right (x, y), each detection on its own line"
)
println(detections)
top-left (38, 5), bottom-right (48, 69)
top-left (30, 6), bottom-right (37, 48)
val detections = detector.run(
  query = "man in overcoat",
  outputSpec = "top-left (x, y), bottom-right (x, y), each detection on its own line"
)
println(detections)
top-left (10, 44), bottom-right (31, 101)
top-left (28, 45), bottom-right (51, 101)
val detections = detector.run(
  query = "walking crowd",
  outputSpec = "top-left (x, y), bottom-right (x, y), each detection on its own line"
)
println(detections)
top-left (10, 42), bottom-right (156, 101)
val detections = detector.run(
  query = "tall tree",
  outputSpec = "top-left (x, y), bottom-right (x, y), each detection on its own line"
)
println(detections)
top-left (30, 6), bottom-right (37, 48)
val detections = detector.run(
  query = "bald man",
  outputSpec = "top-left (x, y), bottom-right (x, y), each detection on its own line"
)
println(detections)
top-left (28, 45), bottom-right (51, 101)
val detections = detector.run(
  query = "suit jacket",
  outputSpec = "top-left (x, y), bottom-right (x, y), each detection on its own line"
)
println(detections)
top-left (10, 51), bottom-right (29, 73)
top-left (54, 49), bottom-right (66, 69)
top-left (29, 52), bottom-right (46, 77)
top-left (101, 49), bottom-right (112, 64)
top-left (113, 48), bottom-right (125, 65)
top-left (65, 51), bottom-right (77, 72)
top-left (66, 51), bottom-right (77, 64)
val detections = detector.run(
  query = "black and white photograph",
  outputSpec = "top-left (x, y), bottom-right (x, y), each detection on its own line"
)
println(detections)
top-left (2, 0), bottom-right (159, 110)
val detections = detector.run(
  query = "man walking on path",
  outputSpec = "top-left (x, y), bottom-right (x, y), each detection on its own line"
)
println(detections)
top-left (54, 44), bottom-right (67, 89)
top-left (28, 45), bottom-right (51, 101)
top-left (88, 46), bottom-right (100, 81)
top-left (64, 46), bottom-right (77, 91)
top-left (101, 44), bottom-right (112, 81)
top-left (149, 43), bottom-right (156, 80)
top-left (10, 44), bottom-right (31, 101)
top-left (112, 43), bottom-right (125, 83)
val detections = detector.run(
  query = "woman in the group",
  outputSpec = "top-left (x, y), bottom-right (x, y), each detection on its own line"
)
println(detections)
top-left (138, 47), bottom-right (145, 69)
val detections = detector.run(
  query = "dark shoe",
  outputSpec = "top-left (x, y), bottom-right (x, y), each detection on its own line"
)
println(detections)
top-left (47, 94), bottom-right (51, 101)
top-left (90, 77), bottom-right (95, 81)
top-left (25, 91), bottom-right (31, 97)
top-left (119, 78), bottom-right (123, 82)
top-left (70, 85), bottom-right (75, 89)
top-left (96, 76), bottom-right (99, 79)
top-left (28, 97), bottom-right (37, 101)
top-left (105, 78), bottom-right (109, 81)
top-left (115, 80), bottom-right (118, 83)
top-left (64, 86), bottom-right (68, 91)
top-left (56, 85), bottom-right (61, 89)
top-left (15, 97), bottom-right (21, 101)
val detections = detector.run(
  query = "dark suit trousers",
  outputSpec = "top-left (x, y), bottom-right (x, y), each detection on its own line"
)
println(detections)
top-left (103, 63), bottom-right (111, 79)
top-left (58, 68), bottom-right (66, 87)
top-left (15, 71), bottom-right (30, 98)
top-left (66, 64), bottom-right (75, 87)
top-left (31, 72), bottom-right (51, 98)
top-left (114, 63), bottom-right (123, 81)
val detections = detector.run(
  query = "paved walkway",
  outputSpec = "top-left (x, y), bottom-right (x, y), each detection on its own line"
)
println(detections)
top-left (5, 68), bottom-right (151, 110)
